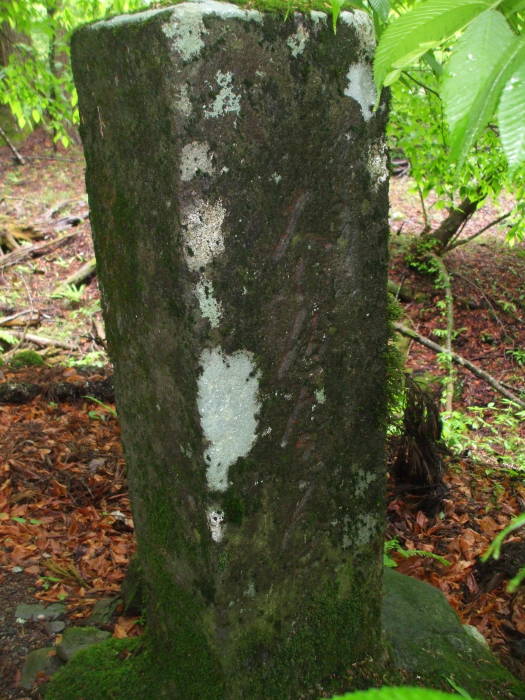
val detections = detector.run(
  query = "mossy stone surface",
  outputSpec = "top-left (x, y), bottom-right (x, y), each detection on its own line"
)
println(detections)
top-left (382, 568), bottom-right (525, 699)
top-left (56, 626), bottom-right (111, 662)
top-left (21, 648), bottom-right (64, 690)
top-left (71, 2), bottom-right (389, 696)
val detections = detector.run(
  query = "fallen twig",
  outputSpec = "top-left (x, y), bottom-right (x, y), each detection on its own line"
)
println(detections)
top-left (0, 310), bottom-right (40, 327)
top-left (57, 257), bottom-right (96, 289)
top-left (393, 322), bottom-right (525, 410)
top-left (0, 230), bottom-right (78, 270)
top-left (6, 330), bottom-right (76, 350)
top-left (0, 125), bottom-right (25, 165)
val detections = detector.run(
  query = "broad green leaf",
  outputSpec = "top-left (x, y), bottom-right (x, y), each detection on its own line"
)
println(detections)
top-left (501, 0), bottom-right (525, 17)
top-left (450, 34), bottom-right (525, 165)
top-left (374, 0), bottom-right (499, 89)
top-left (442, 10), bottom-right (514, 133)
top-left (368, 0), bottom-right (390, 22)
top-left (498, 59), bottom-right (525, 166)
top-left (330, 687), bottom-right (462, 700)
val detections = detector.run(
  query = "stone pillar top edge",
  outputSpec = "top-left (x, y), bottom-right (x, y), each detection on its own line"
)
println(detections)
top-left (75, 0), bottom-right (375, 43)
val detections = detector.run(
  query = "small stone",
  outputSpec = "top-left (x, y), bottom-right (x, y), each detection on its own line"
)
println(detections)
top-left (20, 647), bottom-right (64, 689)
top-left (15, 603), bottom-right (66, 622)
top-left (83, 597), bottom-right (120, 627)
top-left (46, 620), bottom-right (66, 634)
top-left (88, 457), bottom-right (106, 472)
top-left (11, 566), bottom-right (24, 573)
top-left (56, 626), bottom-right (111, 662)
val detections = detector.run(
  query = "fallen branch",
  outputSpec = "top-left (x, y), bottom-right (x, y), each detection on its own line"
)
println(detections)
top-left (0, 230), bottom-right (78, 270)
top-left (6, 330), bottom-right (76, 350)
top-left (0, 309), bottom-right (40, 327)
top-left (393, 322), bottom-right (525, 410)
top-left (0, 125), bottom-right (25, 165)
top-left (57, 257), bottom-right (96, 289)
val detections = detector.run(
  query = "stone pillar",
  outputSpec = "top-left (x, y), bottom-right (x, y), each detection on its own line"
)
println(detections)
top-left (72, 2), bottom-right (389, 696)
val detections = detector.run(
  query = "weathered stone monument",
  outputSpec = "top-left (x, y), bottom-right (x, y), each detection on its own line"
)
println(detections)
top-left (71, 2), bottom-right (389, 696)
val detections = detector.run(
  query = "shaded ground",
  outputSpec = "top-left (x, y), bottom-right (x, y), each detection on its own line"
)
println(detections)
top-left (1, 131), bottom-right (524, 696)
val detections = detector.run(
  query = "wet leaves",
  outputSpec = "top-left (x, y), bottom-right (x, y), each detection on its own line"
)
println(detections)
top-left (0, 368), bottom-right (134, 624)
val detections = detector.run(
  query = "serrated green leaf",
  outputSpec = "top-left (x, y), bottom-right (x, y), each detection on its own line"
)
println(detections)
top-left (374, 0), bottom-right (498, 89)
top-left (442, 9), bottom-right (514, 133)
top-left (498, 59), bottom-right (525, 166)
top-left (450, 34), bottom-right (525, 165)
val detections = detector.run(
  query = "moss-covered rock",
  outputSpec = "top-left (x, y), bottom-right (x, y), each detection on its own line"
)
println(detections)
top-left (21, 648), bottom-right (64, 690)
top-left (56, 626), bottom-right (111, 662)
top-left (382, 568), bottom-right (525, 699)
top-left (9, 349), bottom-right (45, 368)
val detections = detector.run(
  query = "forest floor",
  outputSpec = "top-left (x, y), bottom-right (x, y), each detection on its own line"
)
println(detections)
top-left (1, 131), bottom-right (525, 697)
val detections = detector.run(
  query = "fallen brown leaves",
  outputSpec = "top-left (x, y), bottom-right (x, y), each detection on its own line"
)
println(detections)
top-left (0, 366), bottom-right (135, 629)
top-left (388, 460), bottom-right (525, 679)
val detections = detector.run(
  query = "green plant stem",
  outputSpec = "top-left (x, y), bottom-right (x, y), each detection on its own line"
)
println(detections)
top-left (432, 255), bottom-right (454, 413)
top-left (394, 322), bottom-right (525, 410)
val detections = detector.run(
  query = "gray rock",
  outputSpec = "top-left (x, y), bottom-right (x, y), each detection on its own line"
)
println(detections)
top-left (83, 597), bottom-right (120, 627)
top-left (56, 626), bottom-right (111, 662)
top-left (45, 619), bottom-right (66, 634)
top-left (20, 647), bottom-right (64, 689)
top-left (15, 602), bottom-right (66, 621)
top-left (382, 568), bottom-right (525, 699)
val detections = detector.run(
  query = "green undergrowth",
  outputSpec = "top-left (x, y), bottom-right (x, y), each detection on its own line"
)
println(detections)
top-left (330, 689), bottom-right (463, 700)
top-left (442, 401), bottom-right (525, 478)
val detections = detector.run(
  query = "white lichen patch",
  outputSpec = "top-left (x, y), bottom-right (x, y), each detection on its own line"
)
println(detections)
top-left (189, 0), bottom-right (262, 22)
top-left (162, 2), bottom-right (261, 62)
top-left (174, 84), bottom-right (192, 117)
top-left (354, 513), bottom-right (378, 548)
top-left (367, 140), bottom-right (388, 191)
top-left (310, 10), bottom-right (327, 25)
top-left (344, 63), bottom-right (376, 122)
top-left (314, 388), bottom-right (326, 405)
top-left (198, 348), bottom-right (260, 492)
top-left (271, 172), bottom-right (282, 184)
top-left (354, 469), bottom-right (377, 498)
top-left (181, 198), bottom-right (226, 271)
top-left (180, 141), bottom-right (214, 181)
top-left (340, 10), bottom-right (376, 57)
top-left (207, 508), bottom-right (225, 542)
top-left (162, 5), bottom-right (206, 61)
top-left (287, 24), bottom-right (309, 57)
top-left (195, 279), bottom-right (223, 328)
top-left (204, 71), bottom-right (241, 119)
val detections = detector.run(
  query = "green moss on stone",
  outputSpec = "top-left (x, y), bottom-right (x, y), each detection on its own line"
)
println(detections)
top-left (10, 349), bottom-right (45, 368)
